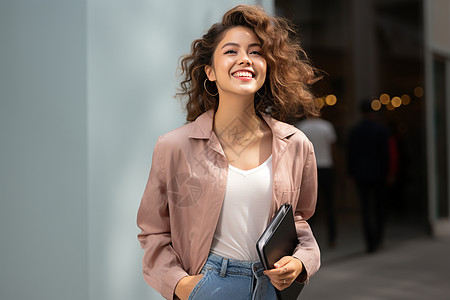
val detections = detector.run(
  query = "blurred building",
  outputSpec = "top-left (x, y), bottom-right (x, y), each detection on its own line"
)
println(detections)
top-left (424, 0), bottom-right (450, 237)
top-left (275, 0), bottom-right (450, 237)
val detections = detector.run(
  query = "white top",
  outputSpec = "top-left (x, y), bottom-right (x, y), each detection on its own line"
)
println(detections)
top-left (296, 118), bottom-right (336, 168)
top-left (210, 155), bottom-right (273, 261)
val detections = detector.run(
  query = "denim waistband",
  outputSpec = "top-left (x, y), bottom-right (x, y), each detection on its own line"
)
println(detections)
top-left (204, 252), bottom-right (265, 277)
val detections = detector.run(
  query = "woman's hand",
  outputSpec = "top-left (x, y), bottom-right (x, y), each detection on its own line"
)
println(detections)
top-left (174, 274), bottom-right (203, 300)
top-left (263, 256), bottom-right (304, 291)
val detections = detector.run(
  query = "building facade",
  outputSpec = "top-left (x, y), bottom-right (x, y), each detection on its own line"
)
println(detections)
top-left (425, 0), bottom-right (450, 236)
top-left (275, 0), bottom-right (450, 238)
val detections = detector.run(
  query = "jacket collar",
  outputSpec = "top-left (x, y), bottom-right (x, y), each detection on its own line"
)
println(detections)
top-left (188, 109), bottom-right (297, 140)
top-left (261, 114), bottom-right (297, 140)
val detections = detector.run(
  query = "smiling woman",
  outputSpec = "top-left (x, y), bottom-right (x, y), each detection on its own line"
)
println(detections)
top-left (178, 5), bottom-right (320, 123)
top-left (205, 26), bottom-right (267, 99)
top-left (137, 5), bottom-right (321, 300)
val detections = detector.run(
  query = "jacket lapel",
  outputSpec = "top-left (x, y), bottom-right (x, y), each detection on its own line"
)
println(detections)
top-left (261, 114), bottom-right (298, 218)
top-left (188, 110), bottom-right (225, 156)
top-left (262, 114), bottom-right (297, 174)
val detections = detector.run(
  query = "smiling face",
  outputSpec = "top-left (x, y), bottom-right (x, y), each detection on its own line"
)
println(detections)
top-left (205, 26), bottom-right (267, 99)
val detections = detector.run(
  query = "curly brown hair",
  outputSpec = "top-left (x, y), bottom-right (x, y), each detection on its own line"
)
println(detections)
top-left (177, 5), bottom-right (320, 122)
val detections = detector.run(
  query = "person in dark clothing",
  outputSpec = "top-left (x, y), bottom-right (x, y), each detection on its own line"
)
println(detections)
top-left (348, 100), bottom-right (389, 253)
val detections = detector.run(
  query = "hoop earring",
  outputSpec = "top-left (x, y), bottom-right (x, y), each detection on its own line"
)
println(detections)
top-left (204, 78), bottom-right (218, 97)
top-left (256, 84), bottom-right (267, 99)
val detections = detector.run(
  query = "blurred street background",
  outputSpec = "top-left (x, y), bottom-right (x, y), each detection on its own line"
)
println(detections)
top-left (303, 234), bottom-right (450, 299)
top-left (1, 0), bottom-right (449, 299)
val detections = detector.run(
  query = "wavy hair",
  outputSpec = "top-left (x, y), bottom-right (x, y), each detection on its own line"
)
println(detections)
top-left (177, 5), bottom-right (320, 122)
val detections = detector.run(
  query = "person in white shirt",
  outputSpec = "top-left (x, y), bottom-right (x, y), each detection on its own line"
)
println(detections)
top-left (296, 117), bottom-right (337, 247)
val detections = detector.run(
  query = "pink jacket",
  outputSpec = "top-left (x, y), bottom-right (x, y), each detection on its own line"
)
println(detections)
top-left (137, 110), bottom-right (320, 300)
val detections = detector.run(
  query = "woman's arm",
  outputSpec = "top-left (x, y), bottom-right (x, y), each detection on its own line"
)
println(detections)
top-left (291, 141), bottom-right (321, 282)
top-left (265, 139), bottom-right (320, 289)
top-left (137, 137), bottom-right (189, 300)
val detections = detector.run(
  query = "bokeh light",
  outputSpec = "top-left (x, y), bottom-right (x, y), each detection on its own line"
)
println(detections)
top-left (371, 99), bottom-right (382, 111)
top-left (391, 96), bottom-right (402, 108)
top-left (380, 93), bottom-right (390, 105)
top-left (325, 94), bottom-right (337, 106)
top-left (401, 94), bottom-right (411, 105)
top-left (414, 86), bottom-right (424, 97)
top-left (315, 97), bottom-right (325, 109)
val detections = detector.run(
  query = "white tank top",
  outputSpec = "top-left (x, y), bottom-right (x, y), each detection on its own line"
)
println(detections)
top-left (210, 155), bottom-right (273, 261)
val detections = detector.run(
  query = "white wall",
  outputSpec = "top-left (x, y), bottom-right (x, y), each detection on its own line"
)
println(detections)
top-left (0, 1), bottom-right (88, 299)
top-left (88, 2), bottom-right (271, 299)
top-left (0, 0), bottom-right (273, 299)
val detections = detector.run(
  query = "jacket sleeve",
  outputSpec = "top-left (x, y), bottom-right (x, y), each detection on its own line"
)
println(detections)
top-left (292, 141), bottom-right (321, 283)
top-left (137, 137), bottom-right (189, 300)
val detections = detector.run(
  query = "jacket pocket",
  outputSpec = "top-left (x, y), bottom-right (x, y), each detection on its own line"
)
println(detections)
top-left (281, 188), bottom-right (301, 206)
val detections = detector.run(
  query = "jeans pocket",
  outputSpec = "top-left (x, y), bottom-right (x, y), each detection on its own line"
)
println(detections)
top-left (187, 268), bottom-right (212, 300)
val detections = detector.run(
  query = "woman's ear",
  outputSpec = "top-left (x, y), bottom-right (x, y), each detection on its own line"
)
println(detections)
top-left (204, 65), bottom-right (216, 81)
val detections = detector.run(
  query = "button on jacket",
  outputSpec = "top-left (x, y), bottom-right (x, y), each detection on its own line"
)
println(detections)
top-left (137, 110), bottom-right (320, 300)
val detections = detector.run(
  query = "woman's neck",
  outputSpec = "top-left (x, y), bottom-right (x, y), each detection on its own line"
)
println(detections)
top-left (213, 94), bottom-right (262, 145)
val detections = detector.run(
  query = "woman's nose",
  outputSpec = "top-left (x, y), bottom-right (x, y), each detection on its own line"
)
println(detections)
top-left (238, 54), bottom-right (252, 65)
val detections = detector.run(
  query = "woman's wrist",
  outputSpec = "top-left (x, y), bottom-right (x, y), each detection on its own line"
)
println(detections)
top-left (174, 276), bottom-right (189, 298)
top-left (174, 274), bottom-right (203, 300)
top-left (293, 258), bottom-right (307, 282)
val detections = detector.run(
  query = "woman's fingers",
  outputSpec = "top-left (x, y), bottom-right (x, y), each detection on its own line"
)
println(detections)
top-left (263, 256), bottom-right (304, 290)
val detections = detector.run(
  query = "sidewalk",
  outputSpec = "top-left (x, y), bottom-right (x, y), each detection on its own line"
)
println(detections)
top-left (301, 235), bottom-right (450, 299)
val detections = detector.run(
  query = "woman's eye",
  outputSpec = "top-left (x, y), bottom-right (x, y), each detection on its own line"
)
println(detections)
top-left (250, 50), bottom-right (261, 55)
top-left (225, 50), bottom-right (237, 54)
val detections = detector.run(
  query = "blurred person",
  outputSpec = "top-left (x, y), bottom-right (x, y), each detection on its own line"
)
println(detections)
top-left (348, 100), bottom-right (389, 253)
top-left (136, 5), bottom-right (321, 300)
top-left (296, 116), bottom-right (338, 248)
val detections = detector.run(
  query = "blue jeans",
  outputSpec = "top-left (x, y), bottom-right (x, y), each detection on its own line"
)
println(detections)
top-left (187, 253), bottom-right (277, 300)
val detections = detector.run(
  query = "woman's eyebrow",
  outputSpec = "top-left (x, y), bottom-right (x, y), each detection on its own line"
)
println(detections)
top-left (221, 42), bottom-right (262, 49)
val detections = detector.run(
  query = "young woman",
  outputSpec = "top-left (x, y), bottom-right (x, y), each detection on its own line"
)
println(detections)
top-left (137, 5), bottom-right (320, 300)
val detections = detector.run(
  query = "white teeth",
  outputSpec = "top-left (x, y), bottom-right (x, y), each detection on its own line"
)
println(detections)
top-left (233, 71), bottom-right (253, 78)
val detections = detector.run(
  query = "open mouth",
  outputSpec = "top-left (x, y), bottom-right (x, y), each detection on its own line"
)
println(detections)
top-left (231, 70), bottom-right (254, 79)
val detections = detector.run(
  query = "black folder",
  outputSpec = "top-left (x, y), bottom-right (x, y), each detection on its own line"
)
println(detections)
top-left (256, 204), bottom-right (304, 300)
